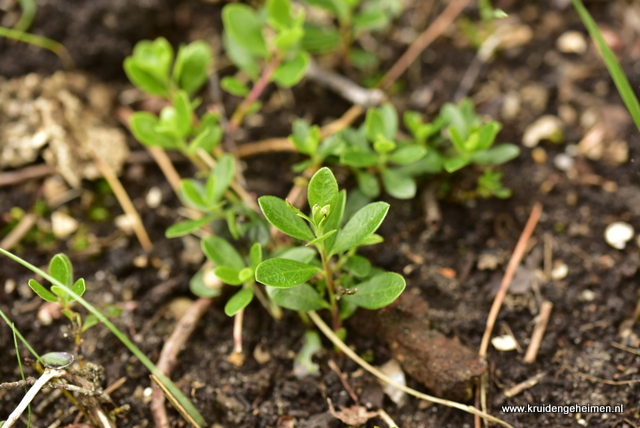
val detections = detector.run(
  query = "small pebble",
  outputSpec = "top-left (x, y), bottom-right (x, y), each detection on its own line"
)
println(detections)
top-left (167, 297), bottom-right (194, 320)
top-left (146, 186), bottom-right (163, 208)
top-left (522, 115), bottom-right (563, 147)
top-left (551, 261), bottom-right (569, 280)
top-left (491, 335), bottom-right (518, 351)
top-left (531, 147), bottom-right (547, 164)
top-left (51, 211), bottom-right (79, 239)
top-left (378, 359), bottom-right (407, 407)
top-left (253, 344), bottom-right (271, 364)
top-left (579, 290), bottom-right (595, 302)
top-left (604, 221), bottom-right (634, 249)
top-left (557, 31), bottom-right (587, 54)
top-left (553, 153), bottom-right (574, 171)
top-left (114, 214), bottom-right (134, 234)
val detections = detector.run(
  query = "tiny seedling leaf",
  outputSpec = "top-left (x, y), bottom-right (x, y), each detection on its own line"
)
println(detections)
top-left (381, 168), bottom-right (416, 199)
top-left (340, 148), bottom-right (379, 168)
top-left (210, 154), bottom-right (235, 204)
top-left (266, 283), bottom-right (330, 311)
top-left (272, 52), bottom-right (310, 88)
top-left (165, 217), bottom-right (212, 238)
top-left (266, 0), bottom-right (293, 30)
top-left (130, 112), bottom-right (179, 149)
top-left (255, 258), bottom-right (319, 288)
top-left (355, 170), bottom-right (380, 199)
top-left (342, 272), bottom-right (405, 309)
top-left (71, 278), bottom-right (86, 298)
top-left (222, 4), bottom-right (269, 58)
top-left (331, 202), bottom-right (389, 255)
top-left (190, 270), bottom-right (221, 298)
top-left (258, 196), bottom-right (315, 241)
top-left (353, 9), bottom-right (388, 33)
top-left (307, 167), bottom-right (339, 214)
top-left (471, 143), bottom-right (520, 165)
top-left (277, 247), bottom-right (317, 263)
top-left (214, 266), bottom-right (243, 285)
top-left (443, 155), bottom-right (471, 173)
top-left (223, 33), bottom-right (259, 81)
top-left (41, 352), bottom-right (74, 369)
top-left (238, 267), bottom-right (255, 283)
top-left (388, 145), bottom-right (428, 165)
top-left (220, 76), bottom-right (250, 96)
top-left (224, 287), bottom-right (254, 316)
top-left (28, 279), bottom-right (57, 302)
top-left (179, 179), bottom-right (208, 210)
top-left (49, 253), bottom-right (73, 288)
top-left (173, 90), bottom-right (193, 138)
top-left (202, 236), bottom-right (246, 271)
top-left (322, 189), bottom-right (346, 254)
top-left (346, 255), bottom-right (371, 278)
top-left (250, 243), bottom-right (263, 267)
top-left (172, 41), bottom-right (213, 96)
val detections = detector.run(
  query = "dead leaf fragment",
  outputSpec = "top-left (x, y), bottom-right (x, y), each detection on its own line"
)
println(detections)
top-left (327, 399), bottom-right (379, 426)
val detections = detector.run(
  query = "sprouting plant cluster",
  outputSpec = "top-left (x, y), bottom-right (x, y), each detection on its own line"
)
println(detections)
top-left (291, 99), bottom-right (520, 201)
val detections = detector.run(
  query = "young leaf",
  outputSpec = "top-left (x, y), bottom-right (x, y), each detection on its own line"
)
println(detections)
top-left (267, 0), bottom-right (293, 30)
top-left (124, 38), bottom-right (173, 97)
top-left (221, 76), bottom-right (250, 96)
top-left (202, 236), bottom-right (246, 271)
top-left (41, 352), bottom-right (75, 369)
top-left (224, 287), bottom-right (254, 316)
top-left (189, 124), bottom-right (222, 154)
top-left (250, 243), bottom-right (263, 267)
top-left (302, 0), bottom-right (349, 24)
top-left (266, 283), bottom-right (330, 311)
top-left (49, 254), bottom-right (73, 288)
top-left (238, 267), bottom-right (254, 283)
top-left (27, 279), bottom-right (57, 303)
top-left (277, 247), bottom-right (317, 263)
top-left (359, 233), bottom-right (384, 246)
top-left (365, 107), bottom-right (385, 142)
top-left (322, 189), bottom-right (346, 254)
top-left (130, 112), bottom-right (179, 149)
top-left (82, 314), bottom-right (99, 332)
top-left (331, 202), bottom-right (389, 255)
top-left (340, 148), bottom-right (379, 167)
top-left (258, 196), bottom-right (315, 241)
top-left (71, 278), bottom-right (86, 298)
top-left (214, 266), bottom-right (243, 285)
top-left (381, 168), bottom-right (416, 199)
top-left (274, 27), bottom-right (305, 52)
top-left (209, 154), bottom-right (235, 204)
top-left (179, 179), bottom-right (207, 210)
top-left (190, 270), bottom-right (222, 298)
top-left (443, 155), bottom-right (471, 173)
top-left (355, 170), bottom-right (380, 199)
top-left (388, 145), bottom-right (428, 165)
top-left (165, 217), bottom-right (212, 238)
top-left (223, 33), bottom-right (259, 80)
top-left (255, 258), bottom-right (319, 288)
top-left (308, 167), bottom-right (339, 214)
top-left (342, 272), bottom-right (405, 309)
top-left (306, 229), bottom-right (337, 246)
top-left (222, 4), bottom-right (269, 58)
top-left (172, 41), bottom-right (213, 95)
top-left (173, 90), bottom-right (193, 138)
top-left (471, 144), bottom-right (520, 165)
top-left (272, 52), bottom-right (310, 87)
top-left (301, 24), bottom-right (340, 54)
top-left (346, 255), bottom-right (371, 278)
top-left (353, 9), bottom-right (388, 34)
top-left (475, 121), bottom-right (502, 151)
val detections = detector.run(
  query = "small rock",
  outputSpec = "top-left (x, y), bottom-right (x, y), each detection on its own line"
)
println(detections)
top-left (556, 31), bottom-right (587, 54)
top-left (522, 115), bottom-right (563, 147)
top-left (410, 86), bottom-right (434, 109)
top-left (477, 252), bottom-right (500, 270)
top-left (51, 211), bottom-right (79, 239)
top-left (521, 83), bottom-right (549, 114)
top-left (167, 297), bottom-right (193, 320)
top-left (501, 90), bottom-right (521, 120)
top-left (550, 261), bottom-right (569, 280)
top-left (604, 221), bottom-right (634, 249)
top-left (491, 335), bottom-right (518, 351)
top-left (43, 176), bottom-right (70, 207)
top-left (253, 344), bottom-right (271, 364)
top-left (579, 289), bottom-right (595, 302)
top-left (531, 147), bottom-right (547, 164)
top-left (553, 153), bottom-right (574, 171)
top-left (114, 214), bottom-right (134, 234)
top-left (146, 186), bottom-right (163, 208)
top-left (378, 359), bottom-right (407, 407)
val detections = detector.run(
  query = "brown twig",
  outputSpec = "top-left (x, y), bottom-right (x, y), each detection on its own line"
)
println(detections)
top-left (611, 342), bottom-right (640, 357)
top-left (379, 0), bottom-right (474, 90)
top-left (0, 164), bottom-right (56, 187)
top-left (327, 359), bottom-right (359, 403)
top-left (0, 213), bottom-right (37, 251)
top-left (523, 300), bottom-right (553, 363)
top-left (147, 147), bottom-right (183, 195)
top-left (237, 138), bottom-right (296, 158)
top-left (571, 370), bottom-right (640, 386)
top-left (479, 202), bottom-right (543, 358)
top-left (91, 155), bottom-right (153, 252)
top-left (502, 372), bottom-right (546, 398)
top-left (151, 297), bottom-right (215, 428)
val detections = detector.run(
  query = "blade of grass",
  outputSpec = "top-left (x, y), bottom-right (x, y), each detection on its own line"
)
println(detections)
top-left (0, 248), bottom-right (206, 428)
top-left (12, 324), bottom-right (31, 428)
top-left (0, 26), bottom-right (74, 70)
top-left (14, 0), bottom-right (37, 32)
top-left (571, 0), bottom-right (640, 132)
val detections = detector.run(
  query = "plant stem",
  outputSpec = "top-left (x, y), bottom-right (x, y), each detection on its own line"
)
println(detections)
top-left (319, 248), bottom-right (340, 330)
top-left (228, 55), bottom-right (282, 133)
top-left (307, 311), bottom-right (514, 428)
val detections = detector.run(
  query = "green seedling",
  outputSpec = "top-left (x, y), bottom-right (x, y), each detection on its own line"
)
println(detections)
top-left (255, 166), bottom-right (405, 329)
top-left (301, 0), bottom-right (402, 68)
top-left (459, 0), bottom-right (508, 49)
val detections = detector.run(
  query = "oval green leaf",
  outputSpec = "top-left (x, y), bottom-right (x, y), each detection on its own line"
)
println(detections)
top-left (222, 4), bottom-right (269, 58)
top-left (41, 352), bottom-right (74, 369)
top-left (342, 272), bottom-right (405, 309)
top-left (258, 196), bottom-right (314, 241)
top-left (331, 201), bottom-right (389, 255)
top-left (224, 287), bottom-right (254, 316)
top-left (266, 283), bottom-right (330, 311)
top-left (381, 168), bottom-right (416, 199)
top-left (308, 167), bottom-right (338, 213)
top-left (201, 236), bottom-right (245, 271)
top-left (255, 258), bottom-right (319, 288)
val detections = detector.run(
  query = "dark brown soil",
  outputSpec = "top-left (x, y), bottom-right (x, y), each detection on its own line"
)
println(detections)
top-left (2, 1), bottom-right (640, 427)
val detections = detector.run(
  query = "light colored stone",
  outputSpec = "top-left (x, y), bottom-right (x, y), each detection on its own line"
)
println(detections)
top-left (51, 211), bottom-right (79, 239)
top-left (114, 214), bottom-right (134, 234)
top-left (604, 221), bottom-right (634, 249)
top-left (553, 153), bottom-right (574, 171)
top-left (579, 289), bottom-right (595, 302)
top-left (550, 261), bottom-right (568, 280)
top-left (522, 115), bottom-right (563, 147)
top-left (378, 359), bottom-right (407, 406)
top-left (557, 31), bottom-right (587, 54)
top-left (501, 90), bottom-right (521, 120)
top-left (146, 187), bottom-right (163, 208)
top-left (491, 335), bottom-right (518, 351)
top-left (531, 147), bottom-right (547, 164)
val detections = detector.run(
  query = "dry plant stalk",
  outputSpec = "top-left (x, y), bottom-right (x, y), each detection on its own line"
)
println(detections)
top-left (523, 300), bottom-right (553, 363)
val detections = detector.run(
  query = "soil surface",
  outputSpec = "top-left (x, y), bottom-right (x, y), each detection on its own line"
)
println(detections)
top-left (2, 1), bottom-right (640, 427)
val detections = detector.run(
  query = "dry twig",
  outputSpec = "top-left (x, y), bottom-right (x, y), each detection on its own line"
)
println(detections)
top-left (0, 164), bottom-right (56, 187)
top-left (0, 213), bottom-right (37, 251)
top-left (523, 300), bottom-right (553, 363)
top-left (502, 372), bottom-right (546, 398)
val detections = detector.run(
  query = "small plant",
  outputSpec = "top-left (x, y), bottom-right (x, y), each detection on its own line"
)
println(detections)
top-left (289, 98), bottom-right (519, 201)
top-left (27, 254), bottom-right (121, 353)
top-left (255, 166), bottom-right (405, 329)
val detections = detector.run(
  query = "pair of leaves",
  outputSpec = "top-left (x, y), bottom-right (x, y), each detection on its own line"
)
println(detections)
top-left (178, 154), bottom-right (235, 212)
top-left (28, 254), bottom-right (85, 305)
top-left (202, 236), bottom-right (254, 286)
top-left (124, 38), bottom-right (212, 98)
